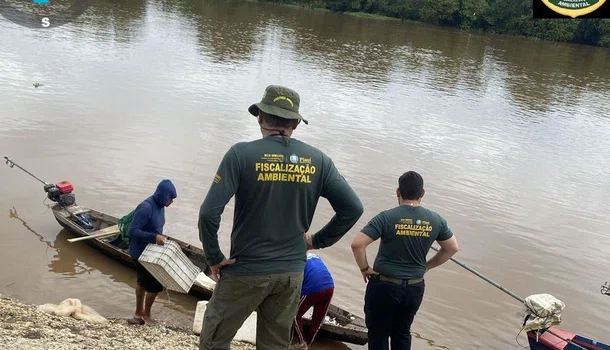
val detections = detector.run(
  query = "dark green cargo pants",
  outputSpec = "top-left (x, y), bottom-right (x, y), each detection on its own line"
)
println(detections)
top-left (199, 270), bottom-right (304, 350)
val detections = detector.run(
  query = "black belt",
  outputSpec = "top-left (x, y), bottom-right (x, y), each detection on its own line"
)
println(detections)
top-left (375, 275), bottom-right (423, 285)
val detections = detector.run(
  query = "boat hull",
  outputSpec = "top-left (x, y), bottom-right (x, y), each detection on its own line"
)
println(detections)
top-left (51, 204), bottom-right (368, 345)
top-left (527, 327), bottom-right (610, 350)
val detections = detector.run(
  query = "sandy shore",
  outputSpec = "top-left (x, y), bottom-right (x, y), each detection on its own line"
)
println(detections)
top-left (0, 294), bottom-right (255, 350)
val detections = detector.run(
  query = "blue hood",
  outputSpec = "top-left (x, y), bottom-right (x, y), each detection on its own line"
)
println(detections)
top-left (152, 179), bottom-right (177, 207)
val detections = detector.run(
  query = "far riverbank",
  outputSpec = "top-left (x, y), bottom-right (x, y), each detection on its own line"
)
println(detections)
top-left (247, 0), bottom-right (610, 48)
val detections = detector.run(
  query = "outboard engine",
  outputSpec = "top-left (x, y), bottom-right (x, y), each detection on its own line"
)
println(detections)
top-left (44, 180), bottom-right (76, 207)
top-left (3, 156), bottom-right (79, 209)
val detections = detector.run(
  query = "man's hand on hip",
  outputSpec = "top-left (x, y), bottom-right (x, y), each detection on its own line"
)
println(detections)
top-left (209, 258), bottom-right (236, 282)
top-left (360, 267), bottom-right (379, 283)
top-left (303, 232), bottom-right (314, 250)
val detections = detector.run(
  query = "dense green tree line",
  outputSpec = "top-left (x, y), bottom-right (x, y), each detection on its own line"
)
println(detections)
top-left (260, 0), bottom-right (610, 47)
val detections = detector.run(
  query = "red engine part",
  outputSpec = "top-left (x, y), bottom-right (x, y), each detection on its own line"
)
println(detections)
top-left (55, 180), bottom-right (74, 194)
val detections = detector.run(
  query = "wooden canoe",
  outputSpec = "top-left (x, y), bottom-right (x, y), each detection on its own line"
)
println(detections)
top-left (51, 202), bottom-right (369, 345)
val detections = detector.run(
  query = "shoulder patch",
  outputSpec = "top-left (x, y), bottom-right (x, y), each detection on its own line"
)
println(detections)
top-left (214, 174), bottom-right (221, 184)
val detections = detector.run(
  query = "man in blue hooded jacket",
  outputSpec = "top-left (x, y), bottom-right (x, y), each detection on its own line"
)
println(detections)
top-left (127, 179), bottom-right (177, 325)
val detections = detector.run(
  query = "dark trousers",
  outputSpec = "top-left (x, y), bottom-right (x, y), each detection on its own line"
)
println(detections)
top-left (364, 275), bottom-right (426, 350)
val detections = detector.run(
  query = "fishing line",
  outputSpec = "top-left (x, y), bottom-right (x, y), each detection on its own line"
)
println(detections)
top-left (514, 327), bottom-right (531, 349)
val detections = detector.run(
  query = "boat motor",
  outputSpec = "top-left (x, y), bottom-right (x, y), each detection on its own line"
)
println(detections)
top-left (3, 156), bottom-right (78, 208)
top-left (4, 156), bottom-right (92, 229)
top-left (44, 181), bottom-right (76, 207)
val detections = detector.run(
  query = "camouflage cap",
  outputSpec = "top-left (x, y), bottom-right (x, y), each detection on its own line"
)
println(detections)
top-left (248, 85), bottom-right (309, 125)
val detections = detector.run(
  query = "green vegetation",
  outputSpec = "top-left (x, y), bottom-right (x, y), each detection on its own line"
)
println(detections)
top-left (258, 0), bottom-right (610, 47)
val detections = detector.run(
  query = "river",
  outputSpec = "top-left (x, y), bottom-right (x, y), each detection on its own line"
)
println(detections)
top-left (1, 0), bottom-right (609, 349)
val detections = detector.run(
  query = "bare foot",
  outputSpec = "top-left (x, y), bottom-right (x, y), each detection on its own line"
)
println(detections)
top-left (127, 315), bottom-right (144, 325)
top-left (142, 315), bottom-right (156, 325)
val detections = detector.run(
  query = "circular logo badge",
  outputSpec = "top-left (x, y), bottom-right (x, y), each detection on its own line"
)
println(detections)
top-left (541, 0), bottom-right (607, 18)
top-left (0, 0), bottom-right (94, 29)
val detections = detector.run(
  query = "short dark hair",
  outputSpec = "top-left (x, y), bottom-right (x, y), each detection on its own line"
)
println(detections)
top-left (260, 111), bottom-right (299, 129)
top-left (398, 171), bottom-right (424, 200)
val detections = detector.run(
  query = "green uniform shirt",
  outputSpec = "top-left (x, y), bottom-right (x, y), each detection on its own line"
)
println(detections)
top-left (199, 136), bottom-right (364, 276)
top-left (361, 205), bottom-right (454, 280)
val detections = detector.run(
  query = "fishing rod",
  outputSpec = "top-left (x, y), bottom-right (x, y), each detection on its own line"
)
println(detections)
top-left (4, 156), bottom-right (84, 224)
top-left (430, 245), bottom-right (524, 303)
top-left (4, 156), bottom-right (50, 185)
top-left (430, 246), bottom-right (588, 350)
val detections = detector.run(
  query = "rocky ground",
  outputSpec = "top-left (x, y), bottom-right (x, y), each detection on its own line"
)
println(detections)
top-left (0, 294), bottom-right (255, 350)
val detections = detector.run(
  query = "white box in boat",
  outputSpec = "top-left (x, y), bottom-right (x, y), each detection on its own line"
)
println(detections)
top-left (138, 240), bottom-right (200, 294)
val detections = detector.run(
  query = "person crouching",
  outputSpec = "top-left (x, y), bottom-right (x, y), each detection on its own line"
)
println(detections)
top-left (292, 252), bottom-right (335, 349)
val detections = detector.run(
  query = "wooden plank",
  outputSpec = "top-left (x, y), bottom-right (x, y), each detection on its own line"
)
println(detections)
top-left (68, 231), bottom-right (118, 243)
top-left (67, 225), bottom-right (120, 243)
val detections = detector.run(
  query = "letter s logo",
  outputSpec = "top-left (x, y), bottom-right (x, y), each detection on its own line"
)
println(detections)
top-left (41, 17), bottom-right (50, 27)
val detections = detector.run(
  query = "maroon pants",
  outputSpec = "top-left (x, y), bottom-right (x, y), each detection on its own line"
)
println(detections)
top-left (294, 287), bottom-right (334, 345)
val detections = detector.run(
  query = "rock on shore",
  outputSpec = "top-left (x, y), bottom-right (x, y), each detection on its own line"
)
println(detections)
top-left (0, 295), bottom-right (255, 350)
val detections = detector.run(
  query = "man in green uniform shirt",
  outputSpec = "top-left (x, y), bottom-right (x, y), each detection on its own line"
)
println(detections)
top-left (198, 85), bottom-right (364, 350)
top-left (351, 171), bottom-right (459, 350)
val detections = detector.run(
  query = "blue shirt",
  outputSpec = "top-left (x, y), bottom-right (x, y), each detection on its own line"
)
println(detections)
top-left (128, 179), bottom-right (177, 260)
top-left (301, 253), bottom-right (334, 296)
